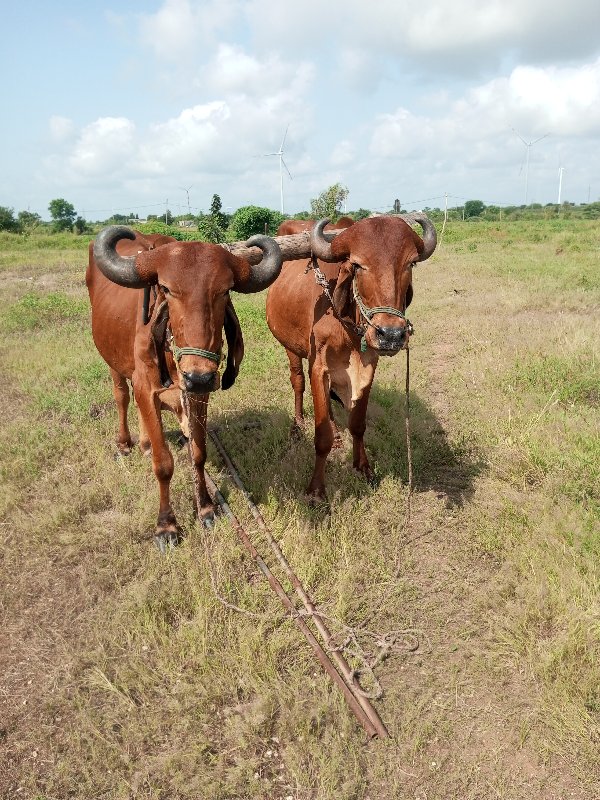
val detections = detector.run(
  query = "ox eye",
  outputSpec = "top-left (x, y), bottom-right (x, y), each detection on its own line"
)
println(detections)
top-left (351, 261), bottom-right (367, 271)
top-left (159, 284), bottom-right (170, 295)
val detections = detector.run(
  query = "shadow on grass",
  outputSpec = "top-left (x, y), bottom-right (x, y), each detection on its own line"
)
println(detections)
top-left (206, 385), bottom-right (484, 515)
top-left (368, 383), bottom-right (484, 507)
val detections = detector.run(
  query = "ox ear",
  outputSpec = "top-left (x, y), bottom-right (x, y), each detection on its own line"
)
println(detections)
top-left (131, 245), bottom-right (169, 285)
top-left (222, 297), bottom-right (244, 390)
top-left (332, 263), bottom-right (354, 319)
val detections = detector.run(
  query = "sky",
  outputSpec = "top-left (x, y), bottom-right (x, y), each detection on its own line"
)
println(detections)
top-left (2, 0), bottom-right (600, 220)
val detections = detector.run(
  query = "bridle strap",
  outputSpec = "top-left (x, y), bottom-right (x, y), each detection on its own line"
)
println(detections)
top-left (171, 345), bottom-right (222, 364)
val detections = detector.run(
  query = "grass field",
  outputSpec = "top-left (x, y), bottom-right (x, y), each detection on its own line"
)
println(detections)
top-left (1, 219), bottom-right (599, 799)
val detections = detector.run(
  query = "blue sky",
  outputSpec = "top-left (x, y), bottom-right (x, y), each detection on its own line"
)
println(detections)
top-left (2, 0), bottom-right (600, 220)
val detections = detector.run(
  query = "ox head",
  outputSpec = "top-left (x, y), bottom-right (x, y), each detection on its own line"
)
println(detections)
top-left (93, 226), bottom-right (283, 394)
top-left (310, 214), bottom-right (436, 355)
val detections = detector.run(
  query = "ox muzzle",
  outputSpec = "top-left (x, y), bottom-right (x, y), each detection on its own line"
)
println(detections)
top-left (375, 323), bottom-right (411, 355)
top-left (181, 369), bottom-right (220, 394)
top-left (172, 344), bottom-right (222, 394)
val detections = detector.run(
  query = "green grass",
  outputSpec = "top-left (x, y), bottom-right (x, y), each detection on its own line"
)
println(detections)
top-left (1, 217), bottom-right (599, 799)
top-left (0, 290), bottom-right (89, 332)
top-left (511, 351), bottom-right (599, 408)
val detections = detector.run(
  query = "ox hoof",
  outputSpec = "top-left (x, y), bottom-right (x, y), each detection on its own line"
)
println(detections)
top-left (201, 511), bottom-right (215, 530)
top-left (290, 420), bottom-right (305, 440)
top-left (354, 465), bottom-right (376, 486)
top-left (304, 490), bottom-right (328, 508)
top-left (154, 530), bottom-right (181, 554)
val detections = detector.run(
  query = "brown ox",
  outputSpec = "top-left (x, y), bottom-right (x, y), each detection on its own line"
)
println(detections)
top-left (276, 216), bottom-right (355, 236)
top-left (266, 214), bottom-right (436, 501)
top-left (87, 226), bottom-right (282, 547)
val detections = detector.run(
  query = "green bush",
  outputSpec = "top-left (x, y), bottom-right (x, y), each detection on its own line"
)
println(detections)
top-left (228, 206), bottom-right (285, 240)
top-left (137, 220), bottom-right (196, 241)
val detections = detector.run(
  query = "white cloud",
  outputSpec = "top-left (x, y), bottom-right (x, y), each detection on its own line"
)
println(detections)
top-left (69, 118), bottom-right (136, 176)
top-left (137, 102), bottom-right (230, 174)
top-left (246, 0), bottom-right (600, 79)
top-left (42, 41), bottom-right (317, 206)
top-left (330, 139), bottom-right (356, 167)
top-left (138, 0), bottom-right (239, 62)
top-left (371, 58), bottom-right (600, 163)
top-left (49, 116), bottom-right (75, 142)
top-left (201, 44), bottom-right (304, 98)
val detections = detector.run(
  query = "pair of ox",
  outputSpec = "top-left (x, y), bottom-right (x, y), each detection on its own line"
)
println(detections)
top-left (88, 213), bottom-right (436, 544)
top-left (266, 213), bottom-right (436, 501)
top-left (87, 227), bottom-right (282, 546)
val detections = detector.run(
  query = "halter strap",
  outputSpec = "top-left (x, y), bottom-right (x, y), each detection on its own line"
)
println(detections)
top-left (171, 345), bottom-right (222, 364)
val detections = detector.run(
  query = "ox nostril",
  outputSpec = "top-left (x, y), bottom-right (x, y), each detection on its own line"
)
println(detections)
top-left (379, 326), bottom-right (406, 341)
top-left (182, 371), bottom-right (216, 392)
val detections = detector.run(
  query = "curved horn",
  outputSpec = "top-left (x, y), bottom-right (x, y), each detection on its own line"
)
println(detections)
top-left (234, 234), bottom-right (283, 294)
top-left (411, 213), bottom-right (437, 262)
top-left (92, 225), bottom-right (148, 288)
top-left (309, 218), bottom-right (338, 262)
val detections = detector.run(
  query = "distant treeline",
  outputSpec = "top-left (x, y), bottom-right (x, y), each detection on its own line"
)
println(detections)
top-left (2, 193), bottom-right (600, 242)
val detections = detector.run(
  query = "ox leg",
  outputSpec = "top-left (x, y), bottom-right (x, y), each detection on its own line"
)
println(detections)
top-left (186, 394), bottom-right (216, 525)
top-left (136, 406), bottom-right (152, 456)
top-left (134, 387), bottom-right (180, 548)
top-left (306, 366), bottom-right (334, 503)
top-left (329, 398), bottom-right (344, 450)
top-left (110, 368), bottom-right (134, 454)
top-left (348, 386), bottom-right (374, 483)
top-left (286, 350), bottom-right (305, 435)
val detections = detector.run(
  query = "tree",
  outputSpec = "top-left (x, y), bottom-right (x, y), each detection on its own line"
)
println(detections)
top-left (73, 216), bottom-right (91, 235)
top-left (464, 199), bottom-right (485, 218)
top-left (17, 210), bottom-right (41, 232)
top-left (109, 213), bottom-right (129, 224)
top-left (310, 183), bottom-right (350, 219)
top-left (198, 194), bottom-right (228, 243)
top-left (229, 206), bottom-right (284, 239)
top-left (48, 198), bottom-right (76, 232)
top-left (0, 206), bottom-right (20, 232)
top-left (353, 208), bottom-right (371, 220)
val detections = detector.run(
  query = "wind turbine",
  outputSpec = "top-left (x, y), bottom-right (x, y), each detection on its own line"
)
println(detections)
top-left (263, 125), bottom-right (293, 214)
top-left (512, 128), bottom-right (549, 205)
top-left (557, 166), bottom-right (564, 206)
top-left (179, 184), bottom-right (193, 216)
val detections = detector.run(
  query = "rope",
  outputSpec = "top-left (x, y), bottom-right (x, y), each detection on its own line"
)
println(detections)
top-left (171, 345), bottom-right (222, 364)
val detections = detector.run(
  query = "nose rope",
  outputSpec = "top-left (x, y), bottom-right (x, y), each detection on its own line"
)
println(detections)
top-left (352, 274), bottom-right (413, 353)
top-left (171, 345), bottom-right (222, 364)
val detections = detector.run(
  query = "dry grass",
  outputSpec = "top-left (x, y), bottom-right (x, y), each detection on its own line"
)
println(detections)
top-left (0, 221), bottom-right (599, 799)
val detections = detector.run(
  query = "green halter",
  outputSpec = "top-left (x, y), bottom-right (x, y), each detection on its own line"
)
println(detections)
top-left (171, 345), bottom-right (222, 364)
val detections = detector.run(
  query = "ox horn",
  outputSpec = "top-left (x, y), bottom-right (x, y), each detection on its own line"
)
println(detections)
top-left (309, 219), bottom-right (338, 262)
top-left (234, 234), bottom-right (283, 293)
top-left (410, 213), bottom-right (437, 261)
top-left (93, 225), bottom-right (149, 288)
